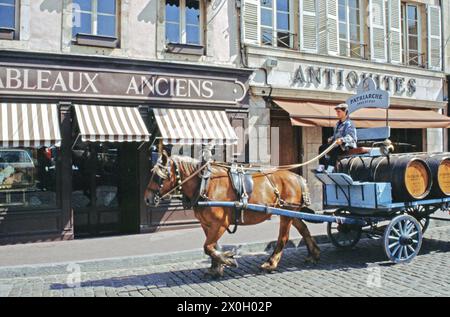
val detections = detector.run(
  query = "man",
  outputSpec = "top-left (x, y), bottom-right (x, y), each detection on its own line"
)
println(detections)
top-left (316, 103), bottom-right (357, 173)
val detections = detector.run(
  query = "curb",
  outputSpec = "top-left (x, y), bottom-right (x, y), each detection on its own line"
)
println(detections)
top-left (0, 220), bottom-right (447, 279)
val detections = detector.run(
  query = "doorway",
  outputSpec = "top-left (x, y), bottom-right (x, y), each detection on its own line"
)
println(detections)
top-left (72, 142), bottom-right (140, 237)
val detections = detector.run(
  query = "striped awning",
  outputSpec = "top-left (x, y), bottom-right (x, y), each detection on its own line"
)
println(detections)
top-left (74, 105), bottom-right (150, 143)
top-left (153, 108), bottom-right (238, 145)
top-left (0, 103), bottom-right (61, 148)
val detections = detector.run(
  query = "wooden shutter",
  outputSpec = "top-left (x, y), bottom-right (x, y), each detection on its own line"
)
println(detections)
top-left (327, 0), bottom-right (339, 56)
top-left (388, 0), bottom-right (402, 64)
top-left (369, 0), bottom-right (387, 62)
top-left (300, 0), bottom-right (318, 52)
top-left (241, 0), bottom-right (261, 45)
top-left (427, 5), bottom-right (442, 70)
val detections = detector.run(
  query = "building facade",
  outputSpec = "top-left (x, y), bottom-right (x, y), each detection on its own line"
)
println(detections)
top-left (0, 0), bottom-right (252, 243)
top-left (241, 0), bottom-right (449, 209)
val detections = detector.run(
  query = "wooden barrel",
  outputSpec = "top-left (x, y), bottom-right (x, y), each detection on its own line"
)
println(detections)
top-left (338, 155), bottom-right (432, 201)
top-left (417, 153), bottom-right (450, 198)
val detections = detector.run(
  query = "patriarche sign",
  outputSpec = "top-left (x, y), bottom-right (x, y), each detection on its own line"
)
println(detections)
top-left (346, 77), bottom-right (390, 114)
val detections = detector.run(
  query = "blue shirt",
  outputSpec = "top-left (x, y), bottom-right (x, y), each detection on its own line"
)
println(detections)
top-left (333, 118), bottom-right (357, 149)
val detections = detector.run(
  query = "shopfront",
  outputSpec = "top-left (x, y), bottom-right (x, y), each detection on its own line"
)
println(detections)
top-left (249, 60), bottom-right (449, 209)
top-left (0, 51), bottom-right (251, 243)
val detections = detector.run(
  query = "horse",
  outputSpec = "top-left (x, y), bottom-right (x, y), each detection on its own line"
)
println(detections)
top-left (144, 153), bottom-right (321, 278)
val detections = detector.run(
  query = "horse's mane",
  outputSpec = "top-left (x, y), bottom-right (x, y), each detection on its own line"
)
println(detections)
top-left (171, 155), bottom-right (202, 174)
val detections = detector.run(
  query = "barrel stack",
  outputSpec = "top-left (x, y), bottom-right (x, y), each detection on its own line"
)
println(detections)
top-left (338, 155), bottom-right (432, 202)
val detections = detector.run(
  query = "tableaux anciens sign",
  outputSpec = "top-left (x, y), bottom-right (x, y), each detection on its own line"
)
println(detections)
top-left (0, 66), bottom-right (247, 105)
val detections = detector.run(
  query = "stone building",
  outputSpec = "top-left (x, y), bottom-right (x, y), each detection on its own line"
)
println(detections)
top-left (240, 0), bottom-right (449, 208)
top-left (0, 0), bottom-right (252, 242)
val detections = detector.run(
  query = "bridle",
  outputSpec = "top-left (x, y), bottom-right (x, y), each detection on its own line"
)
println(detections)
top-left (149, 153), bottom-right (183, 207)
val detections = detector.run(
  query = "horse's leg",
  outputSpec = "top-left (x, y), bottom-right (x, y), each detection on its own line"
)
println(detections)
top-left (201, 223), bottom-right (224, 277)
top-left (292, 218), bottom-right (321, 264)
top-left (203, 223), bottom-right (237, 278)
top-left (261, 216), bottom-right (293, 272)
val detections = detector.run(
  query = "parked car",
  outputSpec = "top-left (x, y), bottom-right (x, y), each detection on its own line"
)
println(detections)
top-left (0, 149), bottom-right (35, 189)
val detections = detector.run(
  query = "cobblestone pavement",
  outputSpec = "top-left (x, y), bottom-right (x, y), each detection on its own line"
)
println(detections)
top-left (0, 226), bottom-right (449, 297)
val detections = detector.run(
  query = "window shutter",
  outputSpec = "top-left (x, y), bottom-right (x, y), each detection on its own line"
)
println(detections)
top-left (388, 0), bottom-right (402, 64)
top-left (300, 0), bottom-right (318, 52)
top-left (326, 0), bottom-right (339, 56)
top-left (369, 0), bottom-right (387, 62)
top-left (427, 5), bottom-right (442, 70)
top-left (241, 0), bottom-right (261, 45)
top-left (318, 0), bottom-right (327, 53)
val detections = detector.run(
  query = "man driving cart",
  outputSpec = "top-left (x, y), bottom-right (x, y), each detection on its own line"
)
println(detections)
top-left (316, 103), bottom-right (357, 173)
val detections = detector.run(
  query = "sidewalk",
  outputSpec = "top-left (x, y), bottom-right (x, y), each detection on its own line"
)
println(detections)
top-left (0, 216), bottom-right (326, 268)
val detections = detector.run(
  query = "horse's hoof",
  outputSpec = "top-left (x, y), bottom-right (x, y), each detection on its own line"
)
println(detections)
top-left (260, 262), bottom-right (277, 273)
top-left (304, 256), bottom-right (319, 265)
top-left (204, 268), bottom-right (224, 279)
top-left (222, 250), bottom-right (236, 258)
top-left (224, 258), bottom-right (238, 268)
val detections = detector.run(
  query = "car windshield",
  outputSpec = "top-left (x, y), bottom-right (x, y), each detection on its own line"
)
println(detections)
top-left (0, 151), bottom-right (31, 164)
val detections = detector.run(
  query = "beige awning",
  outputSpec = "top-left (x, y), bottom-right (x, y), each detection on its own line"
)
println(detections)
top-left (0, 103), bottom-right (61, 148)
top-left (153, 108), bottom-right (238, 145)
top-left (274, 100), bottom-right (450, 129)
top-left (74, 105), bottom-right (150, 142)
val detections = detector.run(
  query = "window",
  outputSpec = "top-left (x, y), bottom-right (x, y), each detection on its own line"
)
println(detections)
top-left (72, 0), bottom-right (117, 38)
top-left (0, 147), bottom-right (59, 210)
top-left (165, 0), bottom-right (202, 46)
top-left (402, 4), bottom-right (421, 66)
top-left (338, 0), bottom-right (363, 58)
top-left (260, 0), bottom-right (292, 48)
top-left (0, 0), bottom-right (15, 29)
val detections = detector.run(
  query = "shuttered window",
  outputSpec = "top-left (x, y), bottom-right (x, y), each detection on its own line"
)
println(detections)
top-left (401, 4), bottom-right (421, 66)
top-left (369, 0), bottom-right (387, 62)
top-left (260, 0), bottom-right (293, 48)
top-left (427, 5), bottom-right (442, 70)
top-left (338, 0), bottom-right (364, 58)
top-left (300, 0), bottom-right (318, 52)
top-left (387, 0), bottom-right (402, 64)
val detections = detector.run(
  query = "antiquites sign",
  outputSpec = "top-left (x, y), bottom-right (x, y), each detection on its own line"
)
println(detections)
top-left (0, 66), bottom-right (247, 105)
top-left (293, 65), bottom-right (417, 96)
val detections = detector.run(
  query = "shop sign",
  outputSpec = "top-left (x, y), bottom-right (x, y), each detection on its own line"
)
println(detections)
top-left (0, 65), bottom-right (247, 105)
top-left (346, 78), bottom-right (390, 114)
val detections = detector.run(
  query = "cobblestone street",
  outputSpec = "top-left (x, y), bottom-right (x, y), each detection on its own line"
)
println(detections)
top-left (0, 225), bottom-right (448, 297)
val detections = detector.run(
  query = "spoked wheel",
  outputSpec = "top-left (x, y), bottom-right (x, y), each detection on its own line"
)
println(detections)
top-left (383, 215), bottom-right (423, 264)
top-left (405, 205), bottom-right (431, 234)
top-left (327, 209), bottom-right (362, 249)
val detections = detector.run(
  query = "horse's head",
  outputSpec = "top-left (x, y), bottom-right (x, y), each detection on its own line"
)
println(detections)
top-left (144, 151), bottom-right (176, 207)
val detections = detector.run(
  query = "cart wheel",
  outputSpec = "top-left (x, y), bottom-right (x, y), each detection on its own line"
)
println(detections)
top-left (406, 205), bottom-right (431, 234)
top-left (327, 209), bottom-right (362, 249)
top-left (383, 215), bottom-right (423, 264)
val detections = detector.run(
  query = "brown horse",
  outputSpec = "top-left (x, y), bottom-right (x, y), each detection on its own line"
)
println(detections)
top-left (144, 154), bottom-right (320, 278)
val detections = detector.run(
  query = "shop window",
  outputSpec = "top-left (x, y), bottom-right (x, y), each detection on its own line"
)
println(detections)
top-left (72, 0), bottom-right (118, 47)
top-left (401, 4), bottom-right (422, 66)
top-left (390, 129), bottom-right (423, 153)
top-left (260, 0), bottom-right (292, 49)
top-left (165, 0), bottom-right (203, 48)
top-left (0, 0), bottom-right (17, 40)
top-left (0, 147), bottom-right (59, 210)
top-left (338, 0), bottom-right (364, 58)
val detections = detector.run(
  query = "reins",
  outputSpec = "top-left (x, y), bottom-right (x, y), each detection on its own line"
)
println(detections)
top-left (155, 141), bottom-right (338, 201)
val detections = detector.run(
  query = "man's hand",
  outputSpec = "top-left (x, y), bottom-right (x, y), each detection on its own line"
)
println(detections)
top-left (336, 138), bottom-right (344, 145)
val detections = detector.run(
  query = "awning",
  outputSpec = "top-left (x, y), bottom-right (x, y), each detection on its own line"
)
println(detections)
top-left (274, 100), bottom-right (450, 129)
top-left (153, 108), bottom-right (238, 145)
top-left (74, 105), bottom-right (150, 142)
top-left (0, 103), bottom-right (61, 147)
